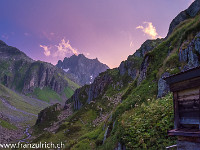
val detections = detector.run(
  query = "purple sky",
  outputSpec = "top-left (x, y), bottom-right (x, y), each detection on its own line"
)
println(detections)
top-left (0, 0), bottom-right (194, 68)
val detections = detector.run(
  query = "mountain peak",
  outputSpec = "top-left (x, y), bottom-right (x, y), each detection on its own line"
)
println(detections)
top-left (167, 0), bottom-right (200, 36)
top-left (56, 54), bottom-right (109, 85)
top-left (0, 40), bottom-right (7, 46)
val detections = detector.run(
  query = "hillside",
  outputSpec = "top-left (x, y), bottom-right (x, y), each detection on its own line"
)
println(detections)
top-left (0, 41), bottom-right (79, 103)
top-left (22, 0), bottom-right (200, 149)
top-left (56, 54), bottom-right (109, 85)
top-left (0, 83), bottom-right (49, 143)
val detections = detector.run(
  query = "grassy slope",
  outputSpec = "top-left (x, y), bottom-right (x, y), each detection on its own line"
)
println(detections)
top-left (25, 73), bottom-right (79, 103)
top-left (32, 13), bottom-right (200, 149)
top-left (0, 83), bottom-right (49, 128)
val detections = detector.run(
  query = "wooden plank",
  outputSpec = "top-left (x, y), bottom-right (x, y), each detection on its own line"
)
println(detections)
top-left (170, 77), bottom-right (200, 92)
top-left (168, 129), bottom-right (200, 137)
top-left (180, 118), bottom-right (199, 124)
top-left (178, 88), bottom-right (199, 97)
top-left (174, 92), bottom-right (179, 129)
top-left (178, 136), bottom-right (200, 143)
top-left (178, 96), bottom-right (199, 101)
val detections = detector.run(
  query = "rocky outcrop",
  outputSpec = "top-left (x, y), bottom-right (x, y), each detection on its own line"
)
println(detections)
top-left (23, 62), bottom-right (68, 94)
top-left (67, 71), bottom-right (112, 110)
top-left (167, 0), bottom-right (200, 37)
top-left (157, 72), bottom-right (170, 98)
top-left (119, 39), bottom-right (162, 80)
top-left (179, 32), bottom-right (200, 70)
top-left (133, 39), bottom-right (162, 58)
top-left (35, 103), bottom-right (61, 126)
top-left (137, 56), bottom-right (149, 85)
top-left (56, 54), bottom-right (109, 85)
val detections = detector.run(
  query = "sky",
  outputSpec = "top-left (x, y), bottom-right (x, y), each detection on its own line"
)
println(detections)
top-left (0, 0), bottom-right (195, 68)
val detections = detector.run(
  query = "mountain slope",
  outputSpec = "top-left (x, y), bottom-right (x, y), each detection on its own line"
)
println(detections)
top-left (0, 41), bottom-right (79, 103)
top-left (32, 0), bottom-right (200, 149)
top-left (56, 54), bottom-right (109, 85)
top-left (167, 0), bottom-right (200, 36)
top-left (0, 83), bottom-right (49, 143)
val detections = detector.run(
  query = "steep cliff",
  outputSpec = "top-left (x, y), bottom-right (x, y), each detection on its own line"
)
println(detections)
top-left (56, 54), bottom-right (109, 85)
top-left (119, 39), bottom-right (162, 81)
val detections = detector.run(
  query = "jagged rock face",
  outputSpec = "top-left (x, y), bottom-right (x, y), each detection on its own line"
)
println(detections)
top-left (23, 62), bottom-right (68, 94)
top-left (119, 61), bottom-right (138, 80)
top-left (157, 72), bottom-right (170, 98)
top-left (167, 0), bottom-right (200, 36)
top-left (67, 72), bottom-right (112, 110)
top-left (56, 54), bottom-right (109, 86)
top-left (179, 32), bottom-right (200, 70)
top-left (119, 39), bottom-right (162, 80)
top-left (35, 103), bottom-right (61, 126)
top-left (133, 39), bottom-right (162, 58)
top-left (137, 56), bottom-right (149, 85)
top-left (0, 40), bottom-right (76, 95)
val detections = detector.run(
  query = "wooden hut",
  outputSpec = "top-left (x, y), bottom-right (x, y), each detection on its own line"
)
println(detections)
top-left (164, 66), bottom-right (200, 149)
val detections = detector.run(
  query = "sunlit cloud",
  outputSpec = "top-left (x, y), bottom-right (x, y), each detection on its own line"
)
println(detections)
top-left (136, 22), bottom-right (159, 39)
top-left (54, 39), bottom-right (78, 58)
top-left (40, 38), bottom-right (79, 60)
top-left (40, 45), bottom-right (51, 56)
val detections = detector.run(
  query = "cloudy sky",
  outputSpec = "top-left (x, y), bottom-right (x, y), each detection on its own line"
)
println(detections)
top-left (0, 0), bottom-right (194, 68)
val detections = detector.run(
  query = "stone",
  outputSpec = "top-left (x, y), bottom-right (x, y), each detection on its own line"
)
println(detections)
top-left (137, 56), bottom-right (149, 85)
top-left (157, 72), bottom-right (170, 98)
top-left (179, 32), bottom-right (200, 70)
top-left (68, 72), bottom-right (112, 110)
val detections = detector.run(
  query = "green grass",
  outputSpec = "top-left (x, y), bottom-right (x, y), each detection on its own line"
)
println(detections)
top-left (0, 84), bottom-right (48, 115)
top-left (34, 104), bottom-right (61, 132)
top-left (61, 74), bottom-right (80, 90)
top-left (0, 119), bottom-right (17, 130)
top-left (64, 87), bottom-right (74, 99)
top-left (117, 94), bottom-right (176, 150)
top-left (33, 87), bottom-right (62, 102)
top-left (0, 83), bottom-right (49, 128)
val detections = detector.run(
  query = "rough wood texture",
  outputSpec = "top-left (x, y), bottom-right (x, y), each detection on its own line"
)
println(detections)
top-left (168, 129), bottom-right (200, 137)
top-left (178, 88), bottom-right (199, 97)
top-left (174, 92), bottom-right (179, 129)
top-left (170, 77), bottom-right (200, 92)
top-left (178, 136), bottom-right (200, 143)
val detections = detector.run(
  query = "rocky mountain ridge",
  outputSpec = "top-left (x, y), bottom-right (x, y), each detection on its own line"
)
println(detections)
top-left (56, 54), bottom-right (109, 85)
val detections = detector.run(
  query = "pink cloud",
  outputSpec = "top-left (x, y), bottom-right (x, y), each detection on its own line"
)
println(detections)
top-left (40, 45), bottom-right (51, 56)
top-left (136, 22), bottom-right (160, 39)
